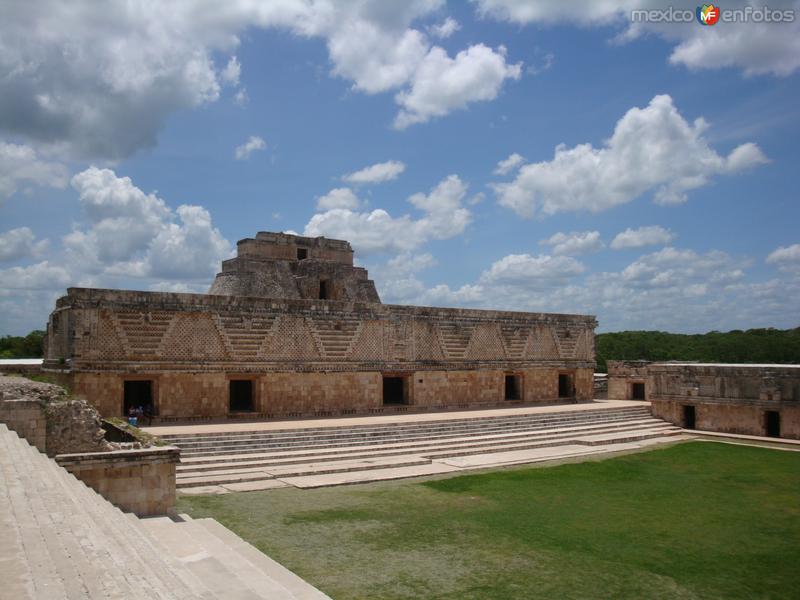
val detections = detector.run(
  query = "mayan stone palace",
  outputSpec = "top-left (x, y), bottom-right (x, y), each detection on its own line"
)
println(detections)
top-left (42, 232), bottom-right (597, 421)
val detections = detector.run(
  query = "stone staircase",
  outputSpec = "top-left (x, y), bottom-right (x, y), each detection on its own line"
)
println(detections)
top-left (160, 406), bottom-right (685, 493)
top-left (0, 423), bottom-right (329, 599)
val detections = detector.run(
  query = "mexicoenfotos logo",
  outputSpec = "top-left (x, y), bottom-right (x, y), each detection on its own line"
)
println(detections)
top-left (697, 4), bottom-right (721, 25)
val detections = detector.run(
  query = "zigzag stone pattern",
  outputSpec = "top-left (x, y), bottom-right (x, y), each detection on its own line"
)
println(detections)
top-left (43, 233), bottom-right (598, 421)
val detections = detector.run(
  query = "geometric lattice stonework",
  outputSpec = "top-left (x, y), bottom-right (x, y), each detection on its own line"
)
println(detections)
top-left (437, 322), bottom-right (476, 359)
top-left (116, 311), bottom-right (173, 358)
top-left (413, 322), bottom-right (445, 361)
top-left (573, 329), bottom-right (591, 361)
top-left (218, 315), bottom-right (277, 359)
top-left (88, 311), bottom-right (125, 360)
top-left (499, 325), bottom-right (531, 359)
top-left (159, 313), bottom-right (229, 360)
top-left (348, 321), bottom-right (386, 361)
top-left (526, 325), bottom-right (560, 359)
top-left (553, 326), bottom-right (579, 360)
top-left (465, 323), bottom-right (506, 360)
top-left (260, 315), bottom-right (321, 360)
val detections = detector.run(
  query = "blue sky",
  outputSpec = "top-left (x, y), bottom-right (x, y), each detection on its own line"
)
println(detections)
top-left (1, 0), bottom-right (799, 335)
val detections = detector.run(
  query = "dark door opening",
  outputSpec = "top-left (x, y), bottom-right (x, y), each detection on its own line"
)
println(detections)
top-left (319, 280), bottom-right (329, 300)
top-left (558, 373), bottom-right (573, 399)
top-left (383, 377), bottom-right (406, 405)
top-left (766, 410), bottom-right (781, 438)
top-left (229, 380), bottom-right (254, 412)
top-left (505, 375), bottom-right (521, 400)
top-left (631, 382), bottom-right (646, 400)
top-left (683, 405), bottom-right (696, 429)
top-left (124, 380), bottom-right (153, 417)
top-left (297, 248), bottom-right (308, 260)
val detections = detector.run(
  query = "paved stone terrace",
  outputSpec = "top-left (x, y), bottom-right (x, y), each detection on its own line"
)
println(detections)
top-left (0, 423), bottom-right (330, 599)
top-left (144, 401), bottom-right (691, 494)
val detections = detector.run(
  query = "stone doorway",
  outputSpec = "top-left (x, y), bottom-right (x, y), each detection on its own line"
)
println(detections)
top-left (683, 405), bottom-right (696, 429)
top-left (383, 376), bottom-right (407, 405)
top-left (229, 380), bottom-right (254, 412)
top-left (124, 380), bottom-right (153, 417)
top-left (558, 373), bottom-right (574, 399)
top-left (631, 382), bottom-right (646, 400)
top-left (505, 374), bottom-right (521, 400)
top-left (765, 410), bottom-right (781, 438)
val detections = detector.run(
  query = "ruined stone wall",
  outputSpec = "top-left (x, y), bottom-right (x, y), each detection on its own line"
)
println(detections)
top-left (45, 288), bottom-right (596, 419)
top-left (648, 363), bottom-right (800, 439)
top-left (607, 360), bottom-right (651, 400)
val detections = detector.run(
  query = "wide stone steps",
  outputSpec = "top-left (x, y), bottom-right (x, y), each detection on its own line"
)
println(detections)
top-left (164, 407), bottom-right (653, 453)
top-left (166, 407), bottom-right (682, 490)
top-left (176, 417), bottom-right (668, 471)
top-left (0, 424), bottom-right (329, 599)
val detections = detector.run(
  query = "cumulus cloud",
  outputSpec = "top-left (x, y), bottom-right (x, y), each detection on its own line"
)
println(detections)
top-left (342, 160), bottom-right (406, 184)
top-left (766, 243), bottom-right (800, 272)
top-left (473, 0), bottom-right (800, 77)
top-left (317, 188), bottom-right (360, 210)
top-left (234, 136), bottom-right (266, 160)
top-left (540, 231), bottom-right (604, 256)
top-left (0, 228), bottom-right (49, 262)
top-left (0, 261), bottom-right (71, 291)
top-left (304, 174), bottom-right (471, 256)
top-left (493, 95), bottom-right (768, 218)
top-left (66, 167), bottom-right (232, 280)
top-left (394, 44), bottom-right (522, 128)
top-left (611, 225), bottom-right (675, 250)
top-left (493, 152), bottom-right (525, 175)
top-left (0, 142), bottom-right (69, 201)
top-left (0, 1), bottom-right (523, 161)
top-left (428, 17), bottom-right (461, 38)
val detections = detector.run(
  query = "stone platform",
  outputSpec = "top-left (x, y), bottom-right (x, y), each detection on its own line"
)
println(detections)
top-left (144, 401), bottom-right (689, 494)
top-left (0, 423), bottom-right (330, 599)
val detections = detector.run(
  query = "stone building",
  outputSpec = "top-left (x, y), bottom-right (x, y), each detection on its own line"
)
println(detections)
top-left (43, 232), bottom-right (597, 421)
top-left (608, 361), bottom-right (800, 439)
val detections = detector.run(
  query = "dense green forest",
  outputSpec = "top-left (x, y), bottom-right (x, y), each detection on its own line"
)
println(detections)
top-left (596, 328), bottom-right (800, 372)
top-left (2, 328), bottom-right (800, 367)
top-left (0, 330), bottom-right (45, 359)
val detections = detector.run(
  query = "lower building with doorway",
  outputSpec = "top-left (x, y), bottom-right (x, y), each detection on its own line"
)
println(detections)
top-left (41, 232), bottom-right (597, 421)
top-left (608, 361), bottom-right (800, 439)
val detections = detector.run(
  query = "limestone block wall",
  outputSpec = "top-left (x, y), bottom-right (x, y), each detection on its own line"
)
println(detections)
top-left (648, 363), bottom-right (800, 439)
top-left (607, 360), bottom-right (651, 400)
top-left (0, 397), bottom-right (47, 452)
top-left (45, 288), bottom-right (596, 419)
top-left (56, 446), bottom-right (180, 517)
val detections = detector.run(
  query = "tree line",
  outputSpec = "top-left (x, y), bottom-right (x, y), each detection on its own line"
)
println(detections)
top-left (0, 330), bottom-right (45, 359)
top-left (596, 327), bottom-right (800, 372)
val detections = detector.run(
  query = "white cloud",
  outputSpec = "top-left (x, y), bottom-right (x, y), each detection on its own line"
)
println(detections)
top-left (66, 167), bottom-right (232, 280)
top-left (0, 261), bottom-right (71, 290)
top-left (374, 252), bottom-right (437, 303)
top-left (473, 0), bottom-right (800, 77)
top-left (429, 17), bottom-right (461, 38)
top-left (234, 88), bottom-right (249, 106)
top-left (493, 152), bottom-right (525, 175)
top-left (540, 231), bottom-right (604, 256)
top-left (221, 56), bottom-right (241, 86)
top-left (234, 135), bottom-right (266, 160)
top-left (766, 243), bottom-right (800, 272)
top-left (0, 1), bottom-right (524, 160)
top-left (394, 44), bottom-right (522, 128)
top-left (480, 253), bottom-right (586, 285)
top-left (493, 95), bottom-right (768, 218)
top-left (304, 174), bottom-right (471, 256)
top-left (0, 227), bottom-right (49, 262)
top-left (0, 142), bottom-right (68, 201)
top-left (342, 160), bottom-right (406, 184)
top-left (317, 188), bottom-right (360, 210)
top-left (611, 226), bottom-right (676, 250)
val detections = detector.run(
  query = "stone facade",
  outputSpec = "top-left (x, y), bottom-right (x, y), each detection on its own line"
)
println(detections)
top-left (56, 446), bottom-right (180, 516)
top-left (44, 233), bottom-right (597, 420)
top-left (610, 362), bottom-right (800, 439)
top-left (607, 360), bottom-right (651, 401)
top-left (0, 397), bottom-right (47, 452)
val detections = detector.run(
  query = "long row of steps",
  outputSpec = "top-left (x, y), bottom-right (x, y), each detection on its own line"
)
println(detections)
top-left (0, 423), bottom-right (329, 599)
top-left (159, 406), bottom-right (684, 492)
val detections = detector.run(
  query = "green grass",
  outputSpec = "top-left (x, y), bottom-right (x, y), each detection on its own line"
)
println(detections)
top-left (178, 442), bottom-right (800, 599)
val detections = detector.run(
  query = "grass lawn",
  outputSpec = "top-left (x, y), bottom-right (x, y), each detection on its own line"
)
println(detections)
top-left (178, 442), bottom-right (800, 599)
